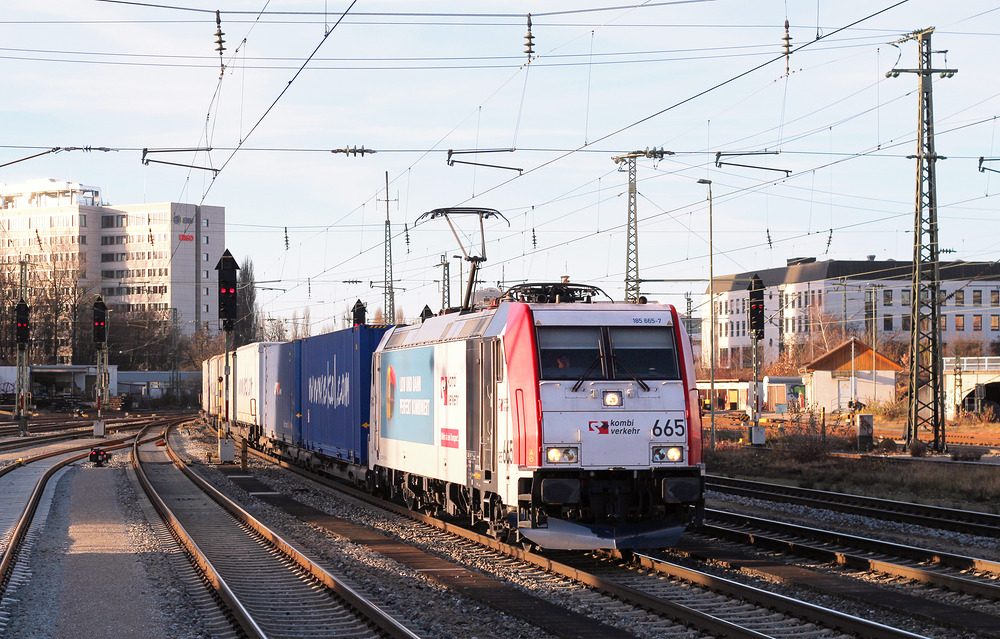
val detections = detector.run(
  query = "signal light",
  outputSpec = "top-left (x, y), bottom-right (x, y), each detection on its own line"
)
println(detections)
top-left (93, 297), bottom-right (108, 344)
top-left (352, 299), bottom-right (366, 326)
top-left (15, 299), bottom-right (29, 345)
top-left (216, 249), bottom-right (240, 330)
top-left (748, 274), bottom-right (765, 340)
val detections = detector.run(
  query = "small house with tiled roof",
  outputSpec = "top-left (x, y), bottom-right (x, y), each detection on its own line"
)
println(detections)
top-left (800, 337), bottom-right (903, 412)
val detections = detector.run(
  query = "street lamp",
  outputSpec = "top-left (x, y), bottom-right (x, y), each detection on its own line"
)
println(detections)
top-left (697, 178), bottom-right (715, 451)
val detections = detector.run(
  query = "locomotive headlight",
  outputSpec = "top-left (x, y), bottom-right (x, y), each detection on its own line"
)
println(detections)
top-left (603, 390), bottom-right (623, 407)
top-left (652, 446), bottom-right (684, 463)
top-left (546, 446), bottom-right (579, 464)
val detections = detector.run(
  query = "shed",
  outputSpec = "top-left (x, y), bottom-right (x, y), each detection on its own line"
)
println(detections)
top-left (801, 338), bottom-right (902, 412)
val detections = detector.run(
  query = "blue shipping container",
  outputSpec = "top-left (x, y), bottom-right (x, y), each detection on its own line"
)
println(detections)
top-left (262, 340), bottom-right (300, 445)
top-left (299, 325), bottom-right (390, 465)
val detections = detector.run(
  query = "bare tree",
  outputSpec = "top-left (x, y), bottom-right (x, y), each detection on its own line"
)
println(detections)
top-left (262, 317), bottom-right (289, 342)
top-left (234, 257), bottom-right (262, 347)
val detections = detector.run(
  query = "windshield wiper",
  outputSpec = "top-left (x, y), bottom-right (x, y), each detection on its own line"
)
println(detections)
top-left (613, 360), bottom-right (650, 392)
top-left (571, 354), bottom-right (602, 392)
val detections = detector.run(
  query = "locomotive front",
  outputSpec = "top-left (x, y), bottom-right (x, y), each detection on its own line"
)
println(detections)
top-left (507, 298), bottom-right (704, 549)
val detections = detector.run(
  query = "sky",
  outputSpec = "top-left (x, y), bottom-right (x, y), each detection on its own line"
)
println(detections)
top-left (1, 1), bottom-right (998, 333)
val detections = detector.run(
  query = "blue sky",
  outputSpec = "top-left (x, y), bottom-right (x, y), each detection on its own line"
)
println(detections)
top-left (1, 1), bottom-right (998, 332)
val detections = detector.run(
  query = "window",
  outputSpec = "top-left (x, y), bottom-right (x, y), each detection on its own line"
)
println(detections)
top-left (536, 325), bottom-right (679, 381)
top-left (817, 291), bottom-right (822, 307)
top-left (537, 326), bottom-right (602, 380)
top-left (204, 270), bottom-right (210, 279)
top-left (974, 290), bottom-right (983, 306)
top-left (203, 252), bottom-right (209, 262)
top-left (955, 315), bottom-right (964, 332)
top-left (202, 236), bottom-right (210, 244)
top-left (202, 219), bottom-right (209, 227)
top-left (941, 315), bottom-right (948, 331)
top-left (609, 326), bottom-right (679, 380)
top-left (204, 287), bottom-right (210, 296)
top-left (883, 289), bottom-right (893, 306)
top-left (79, 214), bottom-right (87, 227)
top-left (902, 316), bottom-right (911, 331)
top-left (902, 289), bottom-right (912, 306)
top-left (993, 290), bottom-right (1000, 307)
top-left (883, 316), bottom-right (893, 331)
top-left (973, 315), bottom-right (982, 331)
top-left (955, 290), bottom-right (964, 306)
top-left (204, 305), bottom-right (210, 313)
top-left (992, 315), bottom-right (999, 331)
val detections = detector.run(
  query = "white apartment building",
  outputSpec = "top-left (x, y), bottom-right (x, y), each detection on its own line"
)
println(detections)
top-left (0, 179), bottom-right (225, 338)
top-left (702, 257), bottom-right (1000, 368)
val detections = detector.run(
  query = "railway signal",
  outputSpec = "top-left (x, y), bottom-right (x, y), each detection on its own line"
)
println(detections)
top-left (352, 299), bottom-right (366, 326)
top-left (748, 274), bottom-right (764, 340)
top-left (15, 299), bottom-right (29, 344)
top-left (93, 296), bottom-right (107, 344)
top-left (216, 249), bottom-right (240, 331)
top-left (747, 274), bottom-right (765, 445)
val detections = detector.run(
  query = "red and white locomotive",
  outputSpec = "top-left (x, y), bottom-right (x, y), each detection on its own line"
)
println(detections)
top-left (204, 282), bottom-right (704, 550)
top-left (370, 283), bottom-right (704, 549)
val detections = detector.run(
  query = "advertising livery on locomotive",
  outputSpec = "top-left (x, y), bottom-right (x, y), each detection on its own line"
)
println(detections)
top-left (203, 282), bottom-right (704, 550)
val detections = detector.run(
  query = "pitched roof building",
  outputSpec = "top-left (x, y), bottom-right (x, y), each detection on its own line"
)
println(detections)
top-left (703, 257), bottom-right (1000, 368)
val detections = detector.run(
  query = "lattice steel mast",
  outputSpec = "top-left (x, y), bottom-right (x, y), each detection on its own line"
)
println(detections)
top-left (383, 171), bottom-right (395, 322)
top-left (888, 28), bottom-right (956, 451)
top-left (612, 148), bottom-right (671, 302)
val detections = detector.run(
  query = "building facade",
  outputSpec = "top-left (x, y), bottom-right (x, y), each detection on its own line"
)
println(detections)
top-left (0, 179), bottom-right (225, 347)
top-left (702, 257), bottom-right (1000, 368)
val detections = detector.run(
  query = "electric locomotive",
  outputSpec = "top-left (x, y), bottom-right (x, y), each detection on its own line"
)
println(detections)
top-left (202, 282), bottom-right (705, 550)
top-left (369, 283), bottom-right (704, 549)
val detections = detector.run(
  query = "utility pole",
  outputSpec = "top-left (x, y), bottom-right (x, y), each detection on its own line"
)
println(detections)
top-left (382, 172), bottom-right (395, 323)
top-left (888, 28), bottom-right (956, 452)
top-left (612, 147), bottom-right (672, 302)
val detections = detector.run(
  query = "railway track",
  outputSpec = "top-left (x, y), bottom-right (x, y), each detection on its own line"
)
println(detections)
top-left (137, 421), bottom-right (421, 639)
top-left (0, 417), bottom-right (147, 453)
top-left (0, 421), bottom-right (171, 634)
top-left (692, 510), bottom-right (1000, 635)
top-left (182, 427), bottom-right (937, 639)
top-left (707, 475), bottom-right (1000, 537)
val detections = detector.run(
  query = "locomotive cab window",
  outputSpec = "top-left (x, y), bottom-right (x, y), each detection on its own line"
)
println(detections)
top-left (537, 326), bottom-right (603, 380)
top-left (537, 324), bottom-right (679, 381)
top-left (609, 326), bottom-right (679, 380)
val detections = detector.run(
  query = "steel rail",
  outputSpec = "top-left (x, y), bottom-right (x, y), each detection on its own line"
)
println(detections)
top-left (131, 424), bottom-right (267, 639)
top-left (705, 509), bottom-right (1000, 599)
top-left (147, 422), bottom-right (420, 639)
top-left (252, 446), bottom-right (913, 639)
top-left (0, 430), bottom-right (153, 597)
top-left (606, 549), bottom-right (927, 639)
top-left (707, 475), bottom-right (1000, 537)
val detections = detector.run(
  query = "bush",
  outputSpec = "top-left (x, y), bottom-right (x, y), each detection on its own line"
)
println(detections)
top-left (908, 439), bottom-right (927, 457)
top-left (951, 448), bottom-right (984, 462)
top-left (869, 398), bottom-right (906, 421)
top-left (876, 438), bottom-right (898, 454)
